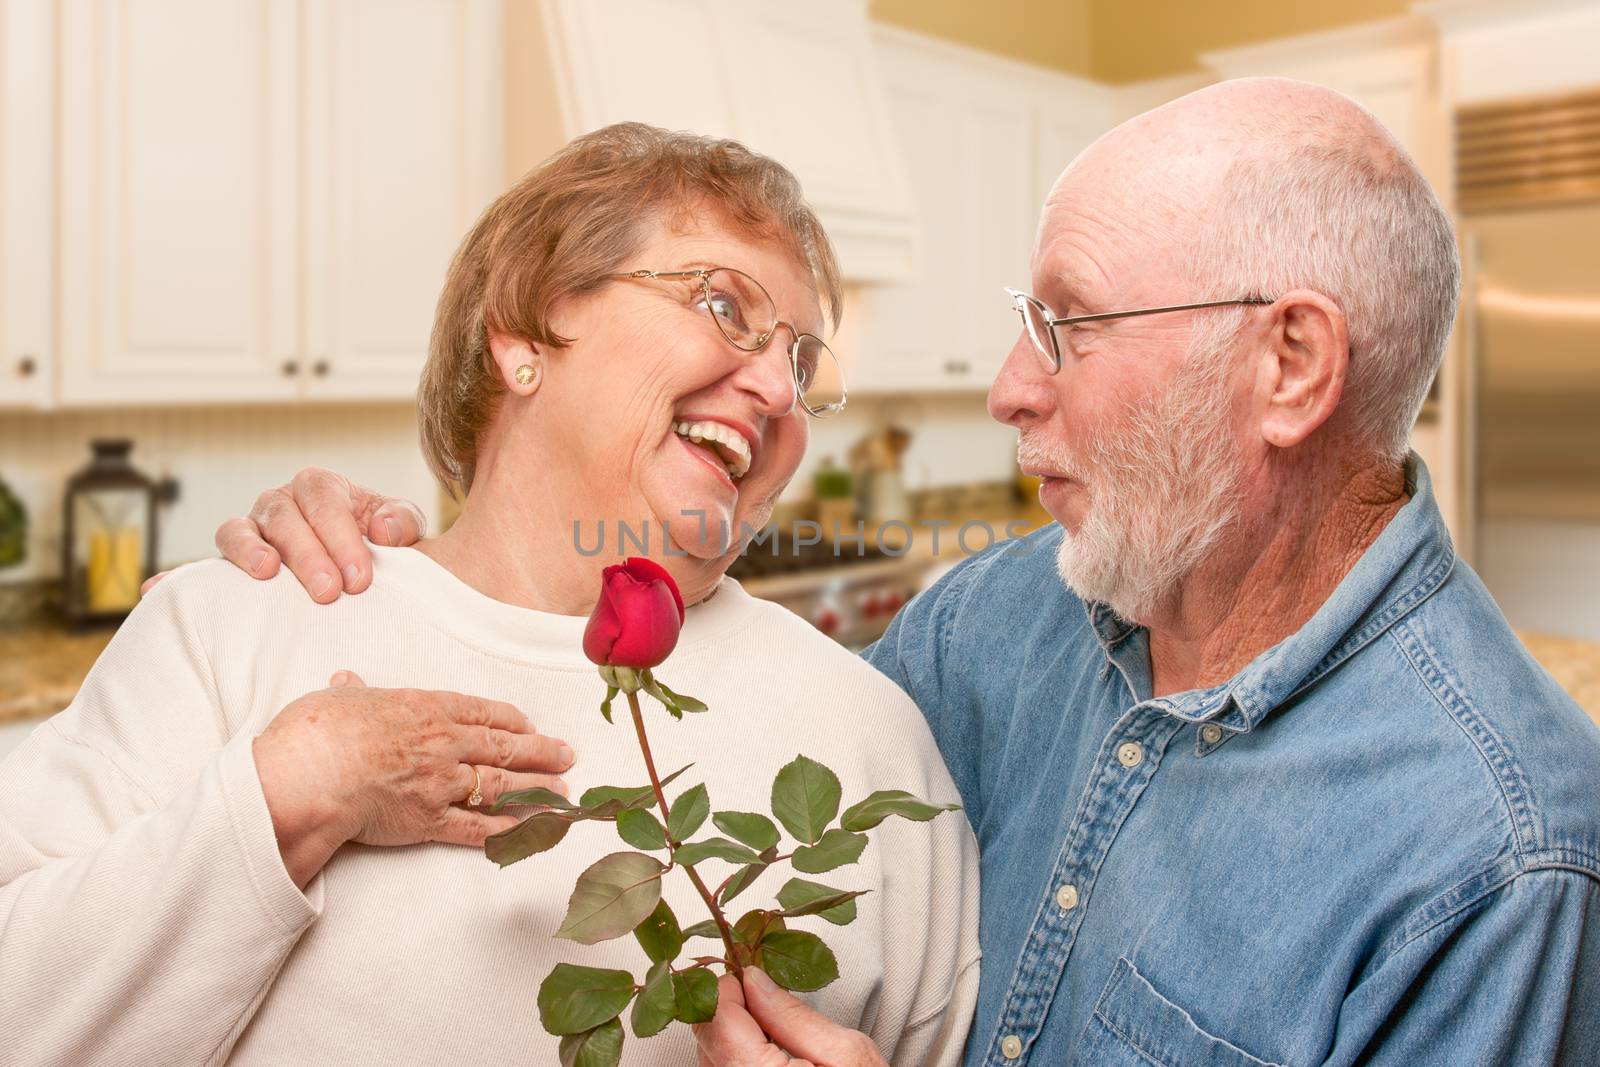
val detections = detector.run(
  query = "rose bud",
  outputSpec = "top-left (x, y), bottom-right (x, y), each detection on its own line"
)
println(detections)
top-left (583, 557), bottom-right (686, 669)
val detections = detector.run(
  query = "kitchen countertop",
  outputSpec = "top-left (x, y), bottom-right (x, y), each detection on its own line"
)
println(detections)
top-left (1, 625), bottom-right (115, 723)
top-left (4, 601), bottom-right (1599, 731)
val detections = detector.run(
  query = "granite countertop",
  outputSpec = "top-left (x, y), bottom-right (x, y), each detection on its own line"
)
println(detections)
top-left (1, 625), bottom-right (115, 723)
top-left (3, 613), bottom-right (1598, 730)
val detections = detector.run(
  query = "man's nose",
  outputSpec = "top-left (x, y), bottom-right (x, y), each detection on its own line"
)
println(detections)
top-left (988, 331), bottom-right (1055, 428)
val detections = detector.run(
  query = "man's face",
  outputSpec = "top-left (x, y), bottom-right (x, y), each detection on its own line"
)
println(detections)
top-left (988, 163), bottom-right (1249, 621)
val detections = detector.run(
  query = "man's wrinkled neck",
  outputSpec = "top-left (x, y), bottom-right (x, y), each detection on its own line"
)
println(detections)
top-left (1143, 453), bottom-right (1407, 697)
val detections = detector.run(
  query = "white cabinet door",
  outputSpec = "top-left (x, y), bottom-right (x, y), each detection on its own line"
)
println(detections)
top-left (0, 0), bottom-right (52, 409)
top-left (956, 83), bottom-right (1035, 388)
top-left (57, 0), bottom-right (302, 405)
top-left (855, 67), bottom-right (963, 392)
top-left (302, 0), bottom-right (504, 400)
top-left (861, 35), bottom-right (1046, 393)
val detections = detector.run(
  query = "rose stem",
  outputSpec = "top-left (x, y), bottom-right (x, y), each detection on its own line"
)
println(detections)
top-left (625, 690), bottom-right (742, 975)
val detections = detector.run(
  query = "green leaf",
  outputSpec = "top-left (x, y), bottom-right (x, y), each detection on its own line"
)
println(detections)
top-left (491, 786), bottom-right (576, 813)
top-left (579, 764), bottom-right (692, 811)
top-left (633, 899), bottom-right (683, 963)
top-left (485, 811), bottom-right (573, 867)
top-left (599, 684), bottom-right (619, 725)
top-left (639, 669), bottom-right (682, 718)
top-left (673, 837), bottom-right (762, 867)
top-left (775, 878), bottom-right (867, 925)
top-left (712, 811), bottom-right (780, 851)
top-left (656, 680), bottom-right (708, 713)
top-left (718, 862), bottom-right (769, 906)
top-left (629, 959), bottom-right (676, 1039)
top-left (791, 829), bottom-right (868, 874)
top-left (672, 967), bottom-right (719, 1024)
top-left (839, 789), bottom-right (961, 832)
top-left (556, 852), bottom-right (667, 945)
top-left (615, 808), bottom-right (668, 851)
top-left (681, 919), bottom-right (722, 940)
top-left (733, 908), bottom-right (786, 946)
top-left (759, 930), bottom-right (839, 992)
top-left (559, 1017), bottom-right (624, 1067)
top-left (537, 963), bottom-right (637, 1035)
top-left (770, 755), bottom-right (842, 844)
top-left (667, 783), bottom-right (710, 842)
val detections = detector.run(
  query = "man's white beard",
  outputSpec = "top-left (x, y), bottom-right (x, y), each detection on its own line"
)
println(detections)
top-left (1021, 351), bottom-right (1244, 624)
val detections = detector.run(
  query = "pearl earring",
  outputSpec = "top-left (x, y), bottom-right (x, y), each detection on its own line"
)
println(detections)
top-left (514, 363), bottom-right (540, 388)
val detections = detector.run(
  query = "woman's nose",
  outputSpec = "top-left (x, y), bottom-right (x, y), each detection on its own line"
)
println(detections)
top-left (730, 339), bottom-right (800, 417)
top-left (988, 331), bottom-right (1056, 428)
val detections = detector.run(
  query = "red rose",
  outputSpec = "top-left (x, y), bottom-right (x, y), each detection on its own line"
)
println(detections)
top-left (583, 557), bottom-right (686, 669)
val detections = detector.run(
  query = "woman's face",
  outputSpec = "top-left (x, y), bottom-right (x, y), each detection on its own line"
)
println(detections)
top-left (536, 215), bottom-right (817, 561)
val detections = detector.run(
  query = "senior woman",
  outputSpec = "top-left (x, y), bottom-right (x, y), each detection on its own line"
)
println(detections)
top-left (0, 124), bottom-right (979, 1066)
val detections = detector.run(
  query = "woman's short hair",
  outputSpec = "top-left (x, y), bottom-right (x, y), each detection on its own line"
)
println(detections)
top-left (421, 122), bottom-right (843, 494)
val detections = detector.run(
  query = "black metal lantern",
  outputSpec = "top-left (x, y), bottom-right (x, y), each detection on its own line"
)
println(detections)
top-left (62, 439), bottom-right (158, 626)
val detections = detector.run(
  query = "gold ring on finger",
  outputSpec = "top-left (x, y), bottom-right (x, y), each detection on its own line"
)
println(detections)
top-left (466, 765), bottom-right (483, 808)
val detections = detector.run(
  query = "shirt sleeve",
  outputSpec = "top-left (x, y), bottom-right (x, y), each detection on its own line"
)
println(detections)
top-left (1328, 866), bottom-right (1600, 1066)
top-left (0, 577), bottom-right (323, 1066)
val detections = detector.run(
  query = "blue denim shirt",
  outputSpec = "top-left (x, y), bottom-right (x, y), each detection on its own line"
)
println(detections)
top-left (865, 457), bottom-right (1600, 1066)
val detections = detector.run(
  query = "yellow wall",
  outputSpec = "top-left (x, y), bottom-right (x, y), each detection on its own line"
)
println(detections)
top-left (1089, 0), bottom-right (1410, 83)
top-left (870, 0), bottom-right (1411, 84)
top-left (868, 0), bottom-right (1094, 77)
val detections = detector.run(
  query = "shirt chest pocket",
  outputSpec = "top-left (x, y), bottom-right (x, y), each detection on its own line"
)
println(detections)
top-left (1069, 956), bottom-right (1288, 1067)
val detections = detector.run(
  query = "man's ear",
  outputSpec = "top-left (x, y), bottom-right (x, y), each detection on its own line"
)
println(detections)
top-left (1253, 289), bottom-right (1348, 449)
top-left (487, 331), bottom-right (541, 395)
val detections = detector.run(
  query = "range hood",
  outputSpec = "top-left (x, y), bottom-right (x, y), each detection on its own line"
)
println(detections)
top-left (508, 0), bottom-right (916, 282)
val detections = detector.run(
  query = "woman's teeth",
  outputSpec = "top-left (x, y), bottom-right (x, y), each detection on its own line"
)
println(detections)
top-left (673, 420), bottom-right (752, 481)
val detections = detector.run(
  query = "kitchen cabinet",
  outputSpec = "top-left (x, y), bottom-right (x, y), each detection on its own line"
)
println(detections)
top-left (856, 28), bottom-right (1111, 394)
top-left (0, 0), bottom-right (53, 410)
top-left (54, 0), bottom-right (502, 407)
top-left (301, 0), bottom-right (502, 400)
top-left (529, 0), bottom-right (915, 282)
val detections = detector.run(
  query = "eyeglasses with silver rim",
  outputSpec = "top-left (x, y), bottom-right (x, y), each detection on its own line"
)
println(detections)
top-left (610, 267), bottom-right (846, 417)
top-left (1005, 286), bottom-right (1274, 374)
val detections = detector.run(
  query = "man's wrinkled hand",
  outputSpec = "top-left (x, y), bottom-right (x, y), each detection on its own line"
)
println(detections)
top-left (695, 969), bottom-right (887, 1067)
top-left (141, 467), bottom-right (425, 600)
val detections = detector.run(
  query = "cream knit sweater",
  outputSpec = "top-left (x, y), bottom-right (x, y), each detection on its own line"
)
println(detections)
top-left (0, 546), bottom-right (980, 1066)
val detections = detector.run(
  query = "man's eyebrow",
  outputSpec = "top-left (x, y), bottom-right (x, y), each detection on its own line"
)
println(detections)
top-left (1040, 268), bottom-right (1095, 312)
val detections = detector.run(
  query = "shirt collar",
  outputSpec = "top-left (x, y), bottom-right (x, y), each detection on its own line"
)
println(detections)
top-left (1087, 453), bottom-right (1456, 734)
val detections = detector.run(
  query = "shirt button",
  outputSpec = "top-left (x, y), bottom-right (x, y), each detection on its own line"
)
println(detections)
top-left (1055, 883), bottom-right (1079, 911)
top-left (1200, 723), bottom-right (1223, 745)
top-left (1000, 1034), bottom-right (1023, 1059)
top-left (1116, 740), bottom-right (1144, 768)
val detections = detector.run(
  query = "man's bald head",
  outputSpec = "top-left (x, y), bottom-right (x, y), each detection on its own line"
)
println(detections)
top-left (1039, 77), bottom-right (1459, 460)
top-left (1049, 78), bottom-right (1410, 241)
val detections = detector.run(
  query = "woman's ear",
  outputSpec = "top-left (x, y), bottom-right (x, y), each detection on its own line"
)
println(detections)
top-left (1254, 289), bottom-right (1348, 450)
top-left (488, 331), bottom-right (542, 396)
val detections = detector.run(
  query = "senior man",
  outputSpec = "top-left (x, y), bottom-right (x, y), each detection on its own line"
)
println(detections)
top-left (184, 79), bottom-right (1600, 1064)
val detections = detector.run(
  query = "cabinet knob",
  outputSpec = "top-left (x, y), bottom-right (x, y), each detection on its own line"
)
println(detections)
top-left (281, 360), bottom-right (300, 377)
top-left (15, 355), bottom-right (36, 378)
top-left (943, 359), bottom-right (970, 376)
top-left (312, 359), bottom-right (330, 377)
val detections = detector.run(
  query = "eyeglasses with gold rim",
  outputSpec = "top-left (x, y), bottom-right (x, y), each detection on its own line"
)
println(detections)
top-left (610, 267), bottom-right (846, 417)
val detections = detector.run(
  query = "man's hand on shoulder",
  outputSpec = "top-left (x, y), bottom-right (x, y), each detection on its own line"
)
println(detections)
top-left (139, 467), bottom-right (425, 602)
top-left (696, 969), bottom-right (887, 1067)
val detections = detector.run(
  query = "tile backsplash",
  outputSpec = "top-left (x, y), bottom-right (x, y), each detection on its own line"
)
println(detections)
top-left (0, 403), bottom-right (436, 584)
